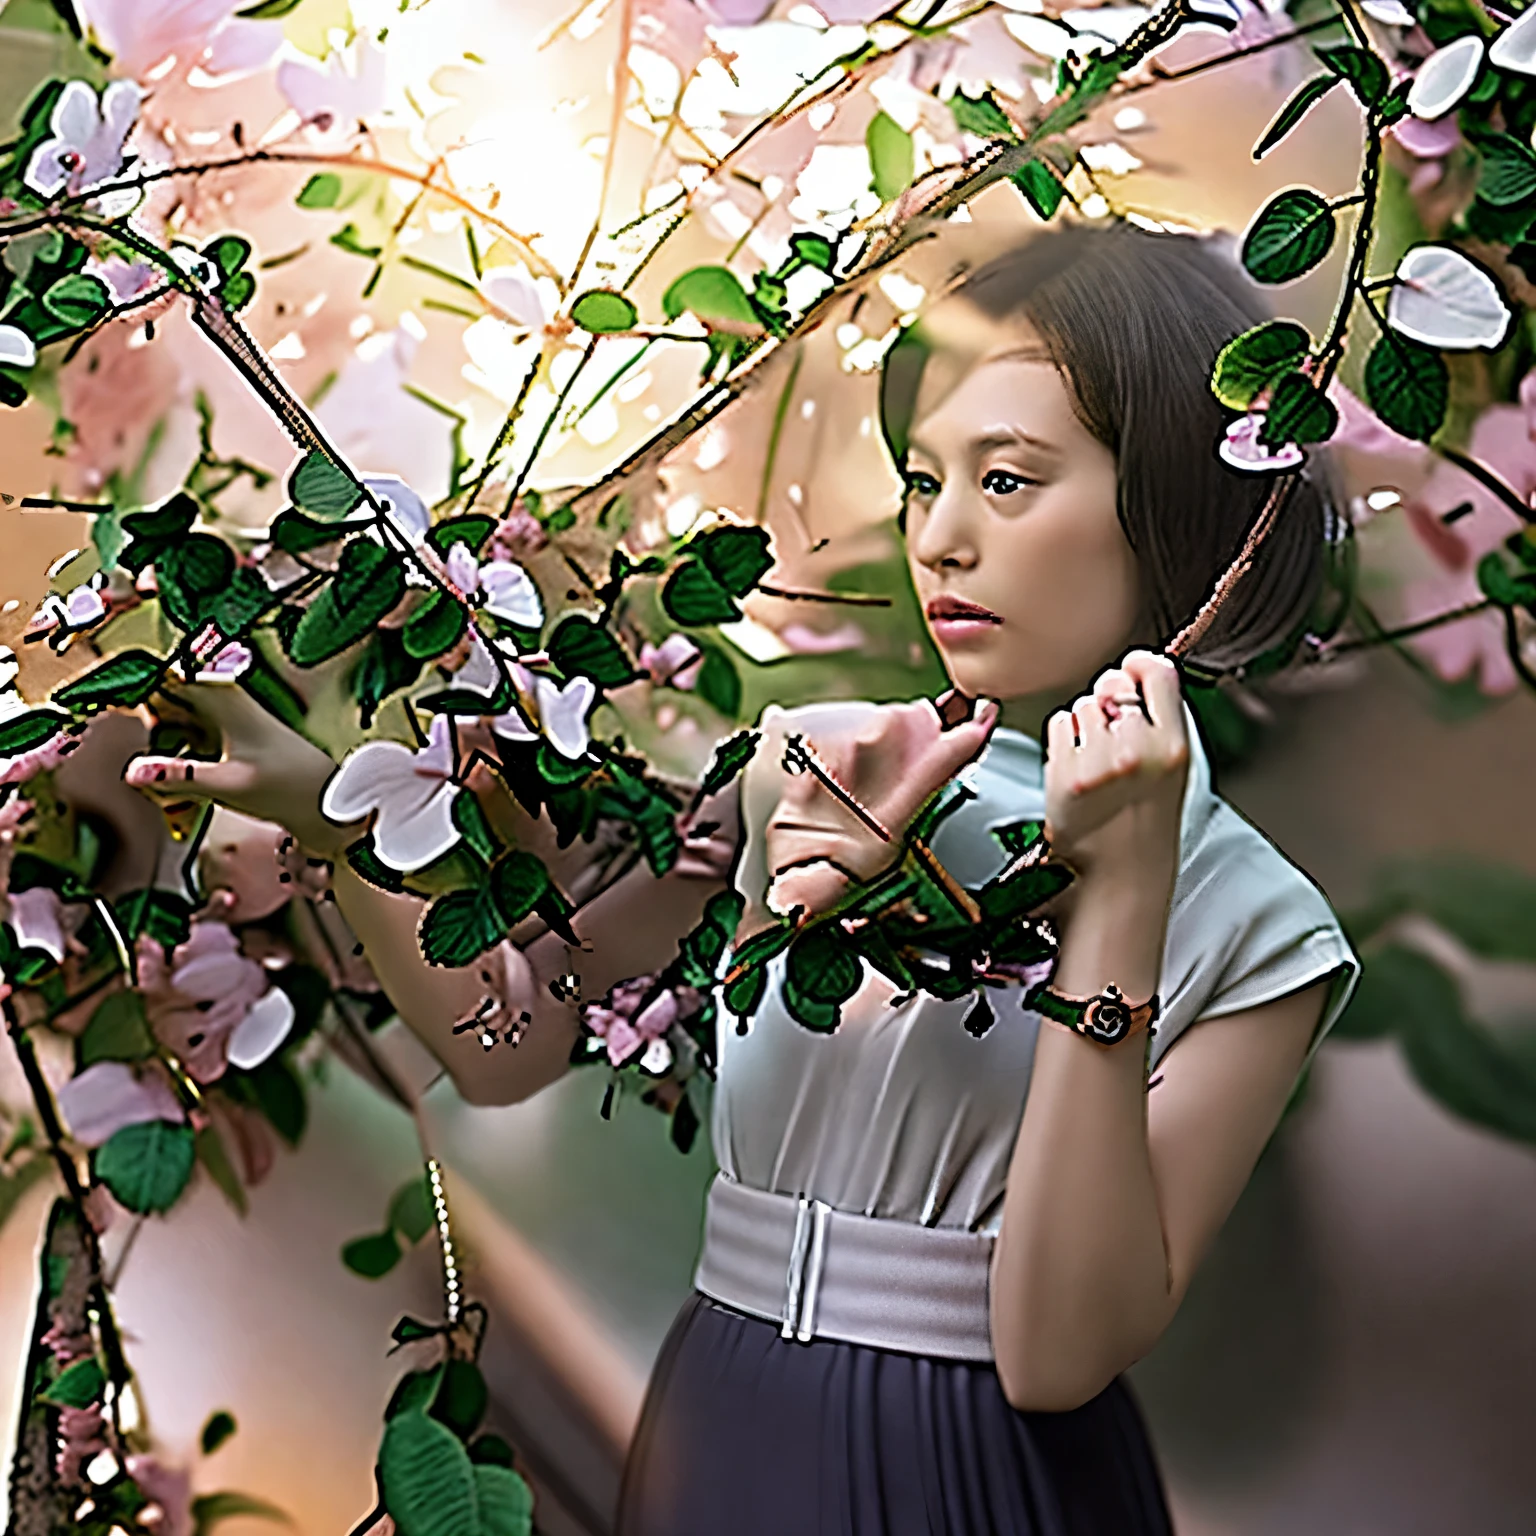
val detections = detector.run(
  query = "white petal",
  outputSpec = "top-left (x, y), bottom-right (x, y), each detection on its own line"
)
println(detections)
top-left (0, 325), bottom-right (36, 369)
top-left (1408, 36), bottom-right (1484, 120)
top-left (1183, 0), bottom-right (1241, 30)
top-left (445, 543), bottom-right (480, 597)
top-left (23, 142), bottom-right (68, 197)
top-left (537, 676), bottom-right (594, 761)
top-left (1217, 414), bottom-right (1305, 473)
top-left (1361, 0), bottom-right (1414, 22)
top-left (453, 632), bottom-right (507, 700)
top-left (478, 267), bottom-right (547, 329)
top-left (276, 55), bottom-right (332, 121)
top-left (58, 1062), bottom-right (182, 1149)
top-left (98, 79), bottom-right (142, 153)
top-left (492, 709), bottom-right (538, 741)
top-left (639, 1036), bottom-right (674, 1076)
top-left (1388, 246), bottom-right (1512, 350)
top-left (9, 887), bottom-right (66, 961)
top-left (479, 561), bottom-right (544, 628)
top-left (64, 584), bottom-right (106, 627)
top-left (372, 780), bottom-right (460, 871)
top-left (1490, 6), bottom-right (1536, 74)
top-left (364, 475), bottom-right (429, 543)
top-left (321, 737), bottom-right (418, 825)
top-left (52, 79), bottom-right (99, 149)
top-left (227, 987), bottom-right (295, 1070)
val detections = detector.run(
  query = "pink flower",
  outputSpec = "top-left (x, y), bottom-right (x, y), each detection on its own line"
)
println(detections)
top-left (640, 634), bottom-right (704, 689)
top-left (580, 974), bottom-right (696, 1068)
top-left (490, 507), bottom-right (548, 563)
top-left (1217, 413), bottom-right (1306, 473)
top-left (127, 1455), bottom-right (194, 1536)
top-left (279, 36), bottom-right (387, 135)
top-left (5, 886), bottom-right (68, 963)
top-left (84, 253), bottom-right (161, 305)
top-left (57, 1403), bottom-right (107, 1484)
top-left (57, 1061), bottom-right (185, 1148)
top-left (76, 0), bottom-right (268, 82)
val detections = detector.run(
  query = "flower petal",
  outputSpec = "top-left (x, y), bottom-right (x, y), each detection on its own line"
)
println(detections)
top-left (1490, 5), bottom-right (1536, 74)
top-left (373, 779), bottom-right (460, 871)
top-left (1361, 0), bottom-right (1414, 23)
top-left (1217, 414), bottom-right (1305, 473)
top-left (479, 561), bottom-right (544, 628)
top-left (478, 267), bottom-right (547, 329)
top-left (0, 325), bottom-right (37, 369)
top-left (364, 475), bottom-right (430, 543)
top-left (445, 543), bottom-right (480, 598)
top-left (226, 987), bottom-right (295, 1070)
top-left (1408, 36), bottom-right (1484, 121)
top-left (8, 887), bottom-right (67, 962)
top-left (1388, 246), bottom-right (1512, 351)
top-left (536, 675), bottom-right (595, 761)
top-left (321, 738), bottom-right (418, 824)
top-left (58, 1062), bottom-right (183, 1149)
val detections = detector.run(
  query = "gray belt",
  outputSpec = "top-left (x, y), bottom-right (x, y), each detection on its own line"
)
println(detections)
top-left (693, 1175), bottom-right (996, 1362)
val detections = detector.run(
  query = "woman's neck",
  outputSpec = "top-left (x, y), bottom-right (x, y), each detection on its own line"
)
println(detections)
top-left (997, 688), bottom-right (1077, 743)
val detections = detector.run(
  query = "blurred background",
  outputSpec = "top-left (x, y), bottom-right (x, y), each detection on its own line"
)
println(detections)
top-left (2, 0), bottom-right (1536, 1532)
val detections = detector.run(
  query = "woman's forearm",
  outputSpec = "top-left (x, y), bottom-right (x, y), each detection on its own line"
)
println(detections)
top-left (990, 852), bottom-right (1179, 1411)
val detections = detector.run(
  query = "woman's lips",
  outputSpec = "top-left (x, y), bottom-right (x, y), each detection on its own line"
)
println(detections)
top-left (925, 595), bottom-right (1002, 644)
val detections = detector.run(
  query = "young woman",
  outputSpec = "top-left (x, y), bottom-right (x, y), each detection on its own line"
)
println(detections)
top-left (126, 224), bottom-right (1360, 1535)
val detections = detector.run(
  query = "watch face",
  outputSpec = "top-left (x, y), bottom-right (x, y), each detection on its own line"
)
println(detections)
top-left (1084, 995), bottom-right (1132, 1044)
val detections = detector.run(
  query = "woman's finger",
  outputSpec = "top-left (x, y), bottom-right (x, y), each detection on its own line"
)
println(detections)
top-left (1119, 650), bottom-right (1182, 733)
top-left (926, 697), bottom-right (999, 783)
top-left (123, 753), bottom-right (254, 808)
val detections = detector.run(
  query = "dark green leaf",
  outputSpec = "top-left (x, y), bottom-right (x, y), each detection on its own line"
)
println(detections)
top-left (1379, 78), bottom-right (1411, 124)
top-left (297, 171), bottom-right (343, 207)
top-left (680, 889), bottom-right (745, 986)
top-left (54, 649), bottom-right (165, 713)
top-left (1317, 44), bottom-right (1389, 105)
top-left (200, 1410), bottom-right (238, 1455)
top-left (198, 1122), bottom-right (247, 1214)
top-left (41, 272), bottom-right (109, 328)
top-left (246, 1057), bottom-right (307, 1145)
top-left (595, 762), bottom-right (680, 876)
top-left (289, 450), bottom-right (364, 520)
top-left (221, 270), bottom-right (256, 311)
top-left (288, 541), bottom-right (406, 666)
top-left (190, 1490), bottom-right (292, 1535)
top-left (453, 790), bottom-right (499, 864)
top-left (354, 629), bottom-right (424, 729)
top-left (867, 111), bottom-right (915, 201)
top-left (788, 232), bottom-right (837, 273)
top-left (271, 508), bottom-right (344, 554)
top-left (157, 534), bottom-right (237, 630)
top-left (698, 729), bottom-right (760, 799)
top-left (693, 644), bottom-right (741, 717)
top-left (347, 837), bottom-right (407, 893)
top-left (1477, 551), bottom-right (1536, 607)
top-left (662, 560), bottom-right (739, 626)
top-left (468, 1435), bottom-right (517, 1467)
top-left (783, 927), bottom-right (862, 1031)
top-left (548, 615), bottom-right (636, 687)
top-left (699, 524), bottom-right (773, 597)
top-left (1254, 74), bottom-right (1340, 159)
top-left (420, 886), bottom-right (509, 967)
top-left (661, 266), bottom-right (760, 330)
top-left (1476, 132), bottom-right (1536, 206)
top-left (475, 1464), bottom-right (534, 1536)
top-left (210, 567), bottom-right (272, 637)
top-left (238, 0), bottom-right (305, 15)
top-left (94, 1119), bottom-right (196, 1214)
top-left (0, 709), bottom-right (68, 757)
top-left (571, 289), bottom-right (639, 334)
top-left (401, 591), bottom-right (469, 661)
top-left (1259, 371), bottom-right (1338, 447)
top-left (39, 1356), bottom-right (105, 1408)
top-left (386, 1366), bottom-right (445, 1421)
top-left (424, 515), bottom-right (498, 558)
top-left (391, 1318), bottom-right (446, 1349)
top-left (1242, 188), bottom-right (1336, 284)
top-left (331, 223), bottom-right (383, 260)
top-left (78, 991), bottom-right (154, 1067)
top-left (1364, 334), bottom-right (1448, 442)
top-left (1010, 159), bottom-right (1065, 221)
top-left (1348, 853), bottom-right (1536, 961)
top-left (115, 887), bottom-right (194, 948)
top-left (378, 1411), bottom-right (479, 1536)
top-left (949, 90), bottom-right (1016, 138)
top-left (1211, 320), bottom-right (1312, 409)
top-left (203, 236), bottom-right (252, 280)
top-left (388, 1174), bottom-right (435, 1245)
top-left (0, 370), bottom-right (28, 409)
top-left (431, 1358), bottom-right (487, 1438)
top-left (490, 850), bottom-right (552, 928)
top-left (341, 1230), bottom-right (402, 1278)
top-left (120, 494), bottom-right (199, 573)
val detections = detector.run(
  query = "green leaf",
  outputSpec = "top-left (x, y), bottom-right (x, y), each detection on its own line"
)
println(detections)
top-left (54, 650), bottom-right (165, 713)
top-left (354, 629), bottom-right (425, 729)
top-left (475, 1465), bottom-right (534, 1536)
top-left (783, 927), bottom-right (862, 1032)
top-left (386, 1365), bottom-right (445, 1420)
top-left (596, 761), bottom-right (680, 876)
top-left (948, 90), bottom-right (1016, 138)
top-left (788, 232), bottom-right (836, 273)
top-left (548, 615), bottom-right (636, 688)
top-left (570, 289), bottom-right (639, 334)
top-left (203, 236), bottom-right (252, 280)
top-left (431, 1358), bottom-right (487, 1438)
top-left (693, 645), bottom-right (740, 718)
top-left (156, 534), bottom-right (237, 631)
top-left (39, 1355), bottom-right (105, 1408)
top-left (420, 886), bottom-right (509, 967)
top-left (424, 515), bottom-right (497, 559)
top-left (41, 273), bottom-right (110, 328)
top-left (680, 889), bottom-right (744, 986)
top-left (342, 1230), bottom-right (403, 1278)
top-left (221, 271), bottom-right (256, 311)
top-left (237, 0), bottom-right (305, 15)
top-left (289, 450), bottom-right (364, 520)
top-left (1477, 551), bottom-right (1536, 607)
top-left (866, 111), bottom-right (915, 202)
top-left (1254, 74), bottom-right (1340, 160)
top-left (190, 1490), bottom-right (292, 1535)
top-left (1476, 132), bottom-right (1536, 207)
top-left (196, 1123), bottom-right (248, 1215)
top-left (288, 541), bottom-right (406, 666)
top-left (1241, 188), bottom-right (1336, 285)
top-left (94, 1119), bottom-right (196, 1214)
top-left (453, 791), bottom-right (499, 864)
top-left (1379, 77), bottom-right (1411, 125)
top-left (297, 171), bottom-right (343, 208)
top-left (210, 568), bottom-right (272, 638)
top-left (201, 1410), bottom-right (238, 1456)
top-left (662, 560), bottom-right (740, 627)
top-left (115, 887), bottom-right (194, 948)
top-left (120, 494), bottom-right (199, 573)
top-left (79, 991), bottom-right (154, 1067)
top-left (1317, 44), bottom-right (1389, 105)
top-left (0, 370), bottom-right (29, 409)
top-left (401, 591), bottom-right (469, 661)
top-left (271, 508), bottom-right (343, 554)
top-left (1363, 334), bottom-right (1448, 442)
top-left (1211, 320), bottom-right (1312, 410)
top-left (1348, 854), bottom-right (1536, 961)
top-left (699, 524), bottom-right (773, 598)
top-left (388, 1174), bottom-right (435, 1245)
top-left (331, 223), bottom-right (383, 259)
top-left (1259, 371), bottom-right (1338, 447)
top-left (379, 1411), bottom-right (480, 1536)
top-left (0, 709), bottom-right (68, 757)
top-left (469, 1435), bottom-right (517, 1467)
top-left (698, 729), bottom-right (760, 799)
top-left (1011, 159), bottom-right (1065, 221)
top-left (490, 850), bottom-right (552, 928)
top-left (245, 1057), bottom-right (307, 1145)
top-left (662, 266), bottom-right (760, 330)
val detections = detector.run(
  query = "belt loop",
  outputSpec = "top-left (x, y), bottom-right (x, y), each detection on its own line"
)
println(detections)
top-left (781, 1195), bottom-right (812, 1339)
top-left (795, 1201), bottom-right (832, 1344)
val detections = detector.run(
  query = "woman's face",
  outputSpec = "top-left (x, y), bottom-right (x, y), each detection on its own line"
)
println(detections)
top-left (901, 321), bottom-right (1143, 710)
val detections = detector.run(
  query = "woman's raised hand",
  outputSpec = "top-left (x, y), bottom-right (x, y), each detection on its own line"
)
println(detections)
top-left (123, 683), bottom-right (353, 859)
top-left (1043, 649), bottom-right (1189, 877)
top-left (765, 696), bottom-right (998, 922)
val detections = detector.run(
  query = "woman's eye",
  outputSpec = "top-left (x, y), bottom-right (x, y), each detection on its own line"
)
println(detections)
top-left (904, 471), bottom-right (941, 498)
top-left (982, 469), bottom-right (1035, 496)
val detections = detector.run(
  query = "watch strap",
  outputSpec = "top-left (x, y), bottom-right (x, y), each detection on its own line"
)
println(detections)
top-left (1028, 982), bottom-right (1160, 1048)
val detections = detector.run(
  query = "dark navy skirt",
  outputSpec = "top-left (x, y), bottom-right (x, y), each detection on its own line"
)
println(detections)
top-left (615, 1293), bottom-right (1173, 1535)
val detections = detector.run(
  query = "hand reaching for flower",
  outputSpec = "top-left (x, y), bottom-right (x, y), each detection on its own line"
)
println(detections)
top-left (764, 696), bottom-right (998, 922)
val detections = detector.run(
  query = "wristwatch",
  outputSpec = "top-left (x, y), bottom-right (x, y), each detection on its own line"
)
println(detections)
top-left (1028, 982), bottom-right (1160, 1048)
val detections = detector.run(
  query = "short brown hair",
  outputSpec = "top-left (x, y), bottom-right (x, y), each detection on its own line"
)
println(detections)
top-left (879, 223), bottom-right (1338, 671)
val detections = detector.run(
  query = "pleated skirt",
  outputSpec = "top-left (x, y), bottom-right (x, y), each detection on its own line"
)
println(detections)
top-left (615, 1293), bottom-right (1173, 1536)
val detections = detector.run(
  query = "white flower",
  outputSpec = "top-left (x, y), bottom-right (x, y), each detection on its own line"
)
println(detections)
top-left (57, 1061), bottom-right (183, 1149)
top-left (193, 641), bottom-right (252, 682)
top-left (1490, 6), bottom-right (1536, 74)
top-left (1387, 246), bottom-right (1512, 351)
top-left (1408, 36), bottom-right (1484, 121)
top-left (31, 580), bottom-right (108, 639)
top-left (1360, 0), bottom-right (1415, 23)
top-left (84, 254), bottom-right (159, 305)
top-left (478, 266), bottom-right (549, 331)
top-left (278, 36), bottom-right (387, 134)
top-left (6, 886), bottom-right (67, 962)
top-left (443, 542), bottom-right (544, 629)
top-left (0, 326), bottom-right (36, 369)
top-left (226, 987), bottom-right (294, 1070)
top-left (365, 475), bottom-right (431, 544)
top-left (494, 671), bottom-right (596, 761)
top-left (1217, 414), bottom-right (1306, 473)
top-left (25, 79), bottom-right (142, 200)
top-left (321, 713), bottom-right (462, 872)
top-left (1183, 0), bottom-right (1242, 31)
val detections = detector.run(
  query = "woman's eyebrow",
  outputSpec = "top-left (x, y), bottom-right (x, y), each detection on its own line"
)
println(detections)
top-left (970, 427), bottom-right (1057, 456)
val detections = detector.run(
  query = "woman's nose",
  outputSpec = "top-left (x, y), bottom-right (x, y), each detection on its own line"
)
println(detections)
top-left (909, 489), bottom-right (979, 572)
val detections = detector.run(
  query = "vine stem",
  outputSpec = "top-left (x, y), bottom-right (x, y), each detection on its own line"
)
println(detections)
top-left (1312, 596), bottom-right (1495, 655)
